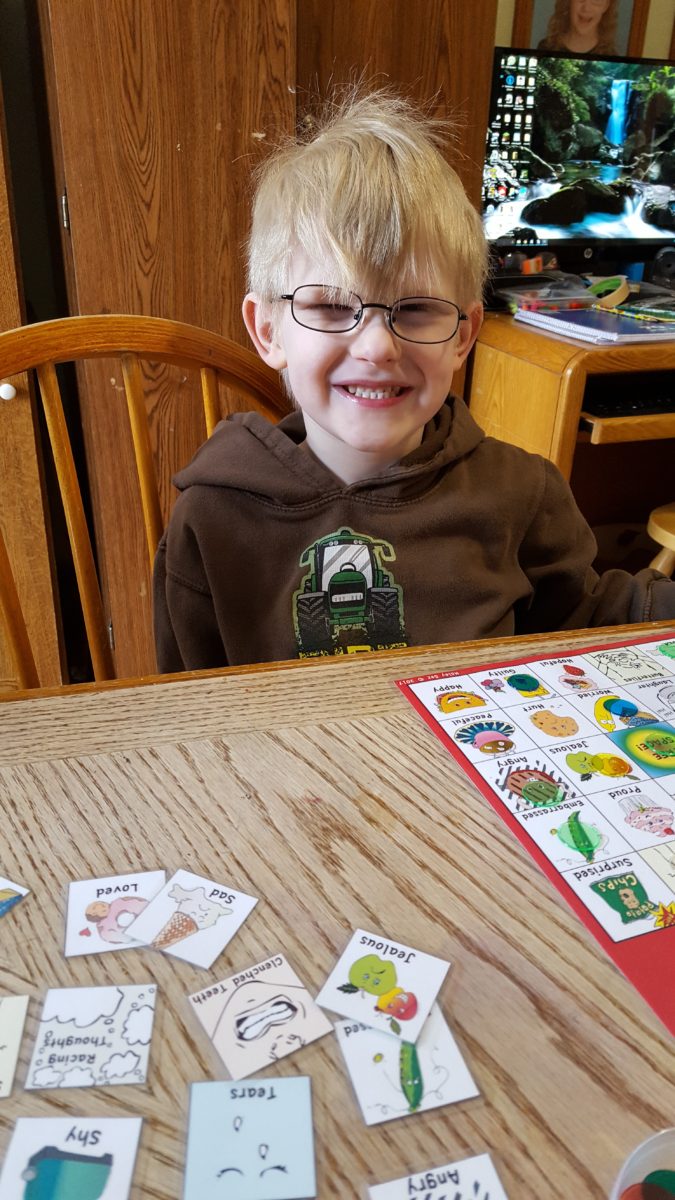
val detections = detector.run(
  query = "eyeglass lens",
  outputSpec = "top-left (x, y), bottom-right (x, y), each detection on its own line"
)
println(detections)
top-left (290, 285), bottom-right (461, 343)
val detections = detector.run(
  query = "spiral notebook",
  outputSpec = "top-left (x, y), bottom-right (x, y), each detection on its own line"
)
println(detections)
top-left (514, 306), bottom-right (675, 344)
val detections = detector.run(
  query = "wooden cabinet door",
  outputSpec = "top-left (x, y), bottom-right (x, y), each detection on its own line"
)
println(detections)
top-left (0, 86), bottom-right (61, 688)
top-left (43, 0), bottom-right (295, 678)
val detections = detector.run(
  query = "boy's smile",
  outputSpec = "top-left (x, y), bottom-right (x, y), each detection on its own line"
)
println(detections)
top-left (244, 256), bottom-right (482, 483)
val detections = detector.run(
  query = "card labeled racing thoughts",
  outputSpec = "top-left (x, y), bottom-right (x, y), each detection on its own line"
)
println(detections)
top-left (335, 1003), bottom-right (478, 1125)
top-left (188, 953), bottom-right (332, 1080)
top-left (184, 1077), bottom-right (316, 1200)
top-left (0, 1116), bottom-right (142, 1200)
top-left (65, 869), bottom-right (166, 957)
top-left (316, 929), bottom-right (450, 1042)
top-left (25, 984), bottom-right (156, 1090)
top-left (126, 868), bottom-right (258, 969)
top-left (369, 1152), bottom-right (509, 1199)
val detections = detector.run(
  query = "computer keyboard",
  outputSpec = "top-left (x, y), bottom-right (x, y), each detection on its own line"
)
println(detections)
top-left (582, 392), bottom-right (675, 418)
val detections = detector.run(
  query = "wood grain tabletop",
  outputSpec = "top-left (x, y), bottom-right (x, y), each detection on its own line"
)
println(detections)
top-left (1, 623), bottom-right (674, 1199)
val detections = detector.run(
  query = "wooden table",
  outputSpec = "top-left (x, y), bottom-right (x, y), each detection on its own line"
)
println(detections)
top-left (1, 624), bottom-right (675, 1199)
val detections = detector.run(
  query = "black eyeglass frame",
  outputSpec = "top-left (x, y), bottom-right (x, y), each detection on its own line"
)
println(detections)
top-left (279, 285), bottom-right (468, 345)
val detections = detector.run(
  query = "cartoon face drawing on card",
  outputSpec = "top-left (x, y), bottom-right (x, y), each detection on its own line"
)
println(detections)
top-left (339, 955), bottom-right (418, 1035)
top-left (436, 690), bottom-right (485, 714)
top-left (454, 720), bottom-right (516, 756)
top-left (215, 1116), bottom-right (290, 1193)
top-left (592, 695), bottom-right (656, 733)
top-left (565, 751), bottom-right (637, 782)
top-left (505, 672), bottom-right (548, 698)
top-left (619, 796), bottom-right (675, 839)
top-left (214, 979), bottom-right (312, 1066)
top-left (500, 766), bottom-right (569, 809)
top-left (550, 811), bottom-right (605, 863)
top-left (83, 895), bottom-right (150, 946)
top-left (558, 663), bottom-right (596, 691)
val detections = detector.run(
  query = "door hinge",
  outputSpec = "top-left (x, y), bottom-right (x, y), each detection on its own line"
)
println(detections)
top-left (107, 620), bottom-right (115, 650)
top-left (61, 189), bottom-right (70, 231)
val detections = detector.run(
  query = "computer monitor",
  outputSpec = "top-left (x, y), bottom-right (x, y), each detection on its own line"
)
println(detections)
top-left (482, 47), bottom-right (675, 275)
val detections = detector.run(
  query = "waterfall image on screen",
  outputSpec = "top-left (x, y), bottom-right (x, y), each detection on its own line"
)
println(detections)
top-left (482, 51), bottom-right (675, 248)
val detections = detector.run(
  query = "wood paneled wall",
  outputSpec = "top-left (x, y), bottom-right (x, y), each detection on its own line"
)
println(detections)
top-left (39, 0), bottom-right (497, 678)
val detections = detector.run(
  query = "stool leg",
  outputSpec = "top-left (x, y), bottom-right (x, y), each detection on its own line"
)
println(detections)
top-left (650, 548), bottom-right (675, 577)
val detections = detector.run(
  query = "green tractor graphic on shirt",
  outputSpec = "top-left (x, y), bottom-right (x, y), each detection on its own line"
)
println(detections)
top-left (293, 527), bottom-right (407, 656)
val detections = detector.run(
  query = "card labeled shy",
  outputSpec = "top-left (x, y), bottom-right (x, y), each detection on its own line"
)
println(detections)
top-left (368, 1152), bottom-right (509, 1199)
top-left (25, 983), bottom-right (156, 1090)
top-left (0, 1116), bottom-right (142, 1199)
top-left (335, 1003), bottom-right (478, 1125)
top-left (316, 929), bottom-right (450, 1042)
top-left (0, 994), bottom-right (29, 1098)
top-left (184, 1077), bottom-right (315, 1200)
top-left (65, 869), bottom-right (166, 957)
top-left (0, 874), bottom-right (28, 918)
top-left (127, 868), bottom-right (258, 968)
top-left (189, 953), bottom-right (332, 1079)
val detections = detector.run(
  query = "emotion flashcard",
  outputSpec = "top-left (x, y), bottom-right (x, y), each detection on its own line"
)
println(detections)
top-left (335, 1003), bottom-right (478, 1126)
top-left (532, 655), bottom-right (601, 695)
top-left (446, 710), bottom-right (535, 763)
top-left (408, 674), bottom-right (493, 721)
top-left (0, 1116), bottom-right (142, 1200)
top-left (585, 646), bottom-right (666, 686)
top-left (25, 983), bottom-right (156, 1089)
top-left (482, 752), bottom-right (580, 815)
top-left (466, 667), bottom-right (550, 707)
top-left (0, 995), bottom-right (29, 1098)
top-left (188, 953), bottom-right (332, 1080)
top-left (0, 874), bottom-right (28, 919)
top-left (545, 735), bottom-right (649, 795)
top-left (590, 781), bottom-right (675, 851)
top-left (316, 930), bottom-right (449, 1042)
top-left (368, 1152), bottom-right (509, 1199)
top-left (607, 723), bottom-right (675, 780)
top-left (564, 853), bottom-right (675, 942)
top-left (509, 698), bottom-right (596, 746)
top-left (557, 685), bottom-right (657, 735)
top-left (184, 1077), bottom-right (316, 1200)
top-left (125, 868), bottom-right (258, 969)
top-left (64, 869), bottom-right (166, 957)
top-left (515, 800), bottom-right (631, 871)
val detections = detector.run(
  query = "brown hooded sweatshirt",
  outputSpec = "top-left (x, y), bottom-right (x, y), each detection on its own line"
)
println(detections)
top-left (153, 398), bottom-right (675, 672)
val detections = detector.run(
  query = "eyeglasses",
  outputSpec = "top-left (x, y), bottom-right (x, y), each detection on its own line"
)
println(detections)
top-left (279, 285), bottom-right (467, 344)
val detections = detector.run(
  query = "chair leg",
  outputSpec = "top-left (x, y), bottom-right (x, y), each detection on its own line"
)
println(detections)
top-left (650, 547), bottom-right (675, 577)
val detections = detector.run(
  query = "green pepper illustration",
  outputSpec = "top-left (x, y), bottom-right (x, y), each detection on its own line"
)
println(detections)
top-left (399, 1041), bottom-right (423, 1112)
top-left (552, 810), bottom-right (603, 863)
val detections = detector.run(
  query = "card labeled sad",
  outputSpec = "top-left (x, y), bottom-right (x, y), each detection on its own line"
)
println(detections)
top-left (369, 1152), bottom-right (509, 1199)
top-left (316, 929), bottom-right (450, 1042)
top-left (65, 869), bottom-right (166, 956)
top-left (126, 868), bottom-right (258, 969)
top-left (0, 1116), bottom-right (142, 1200)
top-left (184, 1077), bottom-right (315, 1200)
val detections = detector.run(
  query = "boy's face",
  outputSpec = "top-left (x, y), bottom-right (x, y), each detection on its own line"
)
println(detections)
top-left (243, 252), bottom-right (482, 483)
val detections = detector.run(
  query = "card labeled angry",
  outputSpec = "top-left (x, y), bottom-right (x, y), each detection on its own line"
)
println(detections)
top-left (189, 953), bottom-right (332, 1079)
top-left (126, 868), bottom-right (257, 969)
top-left (335, 1003), bottom-right (478, 1125)
top-left (0, 1116), bottom-right (142, 1199)
top-left (368, 1152), bottom-right (509, 1199)
top-left (184, 1077), bottom-right (316, 1200)
top-left (65, 869), bottom-right (166, 957)
top-left (0, 875), bottom-right (28, 918)
top-left (316, 929), bottom-right (450, 1041)
top-left (0, 995), bottom-right (29, 1098)
top-left (25, 983), bottom-right (156, 1090)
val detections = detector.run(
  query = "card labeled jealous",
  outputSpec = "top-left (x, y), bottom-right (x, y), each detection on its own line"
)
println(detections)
top-left (369, 1152), bottom-right (509, 1199)
top-left (126, 868), bottom-right (258, 969)
top-left (316, 929), bottom-right (450, 1042)
top-left (189, 952), bottom-right (332, 1079)
top-left (65, 869), bottom-right (166, 956)
top-left (184, 1077), bottom-right (316, 1200)
top-left (25, 983), bottom-right (156, 1090)
top-left (0, 1116), bottom-right (142, 1199)
top-left (335, 1003), bottom-right (478, 1125)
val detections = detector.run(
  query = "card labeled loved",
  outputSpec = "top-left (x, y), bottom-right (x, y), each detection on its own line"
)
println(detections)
top-left (65, 869), bottom-right (166, 956)
top-left (25, 984), bottom-right (156, 1090)
top-left (0, 995), bottom-right (29, 1098)
top-left (316, 929), bottom-right (450, 1041)
top-left (184, 1077), bottom-right (316, 1200)
top-left (189, 953), bottom-right (332, 1079)
top-left (369, 1152), bottom-right (509, 1199)
top-left (0, 874), bottom-right (28, 918)
top-left (0, 1116), bottom-right (142, 1199)
top-left (335, 1003), bottom-right (478, 1125)
top-left (126, 868), bottom-right (258, 968)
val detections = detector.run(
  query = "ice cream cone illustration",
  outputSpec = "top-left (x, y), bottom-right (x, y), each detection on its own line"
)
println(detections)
top-left (151, 910), bottom-right (198, 948)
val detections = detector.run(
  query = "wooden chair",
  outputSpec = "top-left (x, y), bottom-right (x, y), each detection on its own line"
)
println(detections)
top-left (648, 502), bottom-right (675, 577)
top-left (0, 314), bottom-right (288, 689)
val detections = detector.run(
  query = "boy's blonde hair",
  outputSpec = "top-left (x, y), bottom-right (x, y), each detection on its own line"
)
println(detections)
top-left (246, 90), bottom-right (488, 308)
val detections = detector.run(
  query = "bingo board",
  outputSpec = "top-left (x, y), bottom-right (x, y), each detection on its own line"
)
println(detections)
top-left (396, 633), bottom-right (675, 1036)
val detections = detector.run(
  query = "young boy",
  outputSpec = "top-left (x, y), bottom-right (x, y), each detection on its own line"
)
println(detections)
top-left (153, 91), bottom-right (675, 672)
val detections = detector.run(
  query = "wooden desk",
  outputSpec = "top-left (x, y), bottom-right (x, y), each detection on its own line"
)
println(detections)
top-left (469, 313), bottom-right (675, 479)
top-left (1, 626), bottom-right (675, 1199)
